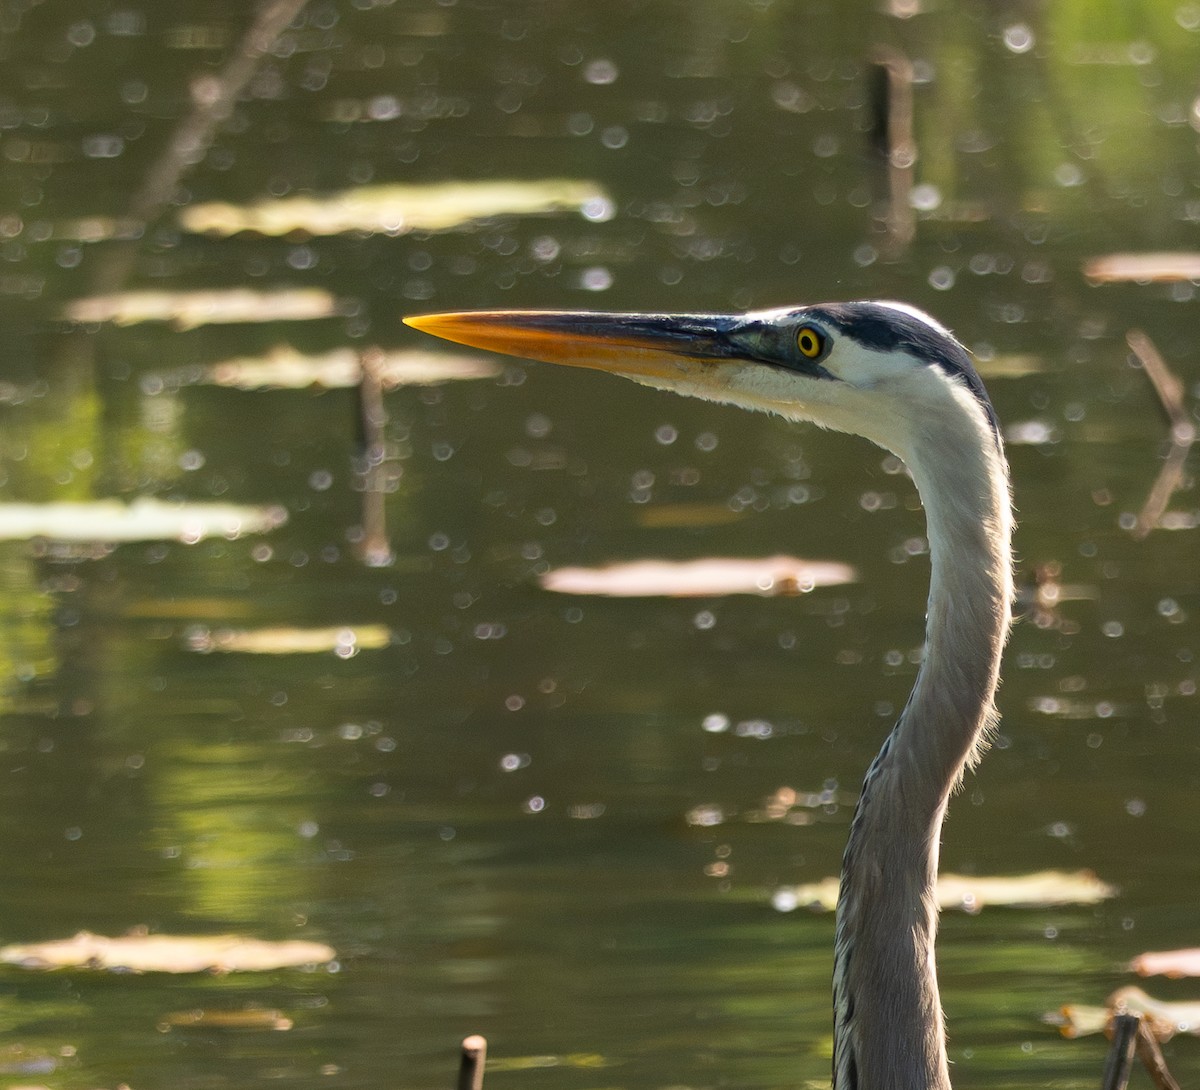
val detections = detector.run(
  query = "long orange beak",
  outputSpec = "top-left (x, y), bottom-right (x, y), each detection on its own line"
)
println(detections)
top-left (403, 309), bottom-right (765, 382)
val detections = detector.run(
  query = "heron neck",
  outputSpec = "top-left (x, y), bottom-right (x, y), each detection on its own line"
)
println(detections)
top-left (901, 433), bottom-right (1012, 801)
top-left (832, 421), bottom-right (1012, 1090)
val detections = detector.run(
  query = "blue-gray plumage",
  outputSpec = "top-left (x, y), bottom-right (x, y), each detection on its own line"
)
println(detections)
top-left (405, 301), bottom-right (1015, 1090)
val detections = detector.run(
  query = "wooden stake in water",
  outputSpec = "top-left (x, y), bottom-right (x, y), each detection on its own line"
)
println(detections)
top-left (1133, 1017), bottom-right (1183, 1090)
top-left (457, 1034), bottom-right (487, 1090)
top-left (1101, 1013), bottom-right (1140, 1090)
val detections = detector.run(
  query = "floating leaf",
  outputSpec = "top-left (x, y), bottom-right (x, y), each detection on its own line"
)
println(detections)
top-left (321, 91), bottom-right (466, 125)
top-left (1155, 512), bottom-right (1200, 530)
top-left (540, 556), bottom-right (857, 598)
top-left (0, 932), bottom-right (335, 974)
top-left (179, 180), bottom-right (610, 237)
top-left (0, 1043), bottom-right (61, 1076)
top-left (744, 784), bottom-right (856, 824)
top-left (200, 345), bottom-right (502, 390)
top-left (933, 870), bottom-right (1116, 912)
top-left (635, 503), bottom-right (747, 529)
top-left (47, 216), bottom-right (141, 243)
top-left (123, 597), bottom-right (259, 621)
top-left (1044, 1003), bottom-right (1109, 1039)
top-left (160, 1007), bottom-right (294, 1031)
top-left (1130, 948), bottom-right (1200, 979)
top-left (771, 877), bottom-right (841, 913)
top-left (772, 869), bottom-right (1115, 914)
top-left (1028, 695), bottom-right (1130, 720)
top-left (974, 353), bottom-right (1043, 378)
top-left (62, 288), bottom-right (344, 329)
top-left (185, 624), bottom-right (391, 655)
top-left (486, 1053), bottom-right (609, 1072)
top-left (1051, 986), bottom-right (1200, 1041)
top-left (1020, 563), bottom-right (1097, 637)
top-left (1005, 419), bottom-right (1059, 446)
top-left (0, 499), bottom-right (286, 543)
top-left (1083, 252), bottom-right (1200, 283)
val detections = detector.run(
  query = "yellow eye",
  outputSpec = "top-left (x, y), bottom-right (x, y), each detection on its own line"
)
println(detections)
top-left (796, 326), bottom-right (825, 359)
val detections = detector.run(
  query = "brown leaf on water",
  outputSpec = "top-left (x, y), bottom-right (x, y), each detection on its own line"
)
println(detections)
top-left (772, 869), bottom-right (1116, 914)
top-left (185, 625), bottom-right (391, 655)
top-left (1050, 987), bottom-right (1200, 1041)
top-left (1083, 252), bottom-right (1200, 283)
top-left (1108, 986), bottom-right (1200, 1041)
top-left (160, 1007), bottom-right (294, 1031)
top-left (203, 345), bottom-right (501, 390)
top-left (0, 932), bottom-right (335, 974)
top-left (62, 288), bottom-right (344, 329)
top-left (1044, 1002), bottom-right (1109, 1039)
top-left (1130, 948), bottom-right (1200, 978)
top-left (540, 556), bottom-right (857, 598)
top-left (178, 179), bottom-right (610, 237)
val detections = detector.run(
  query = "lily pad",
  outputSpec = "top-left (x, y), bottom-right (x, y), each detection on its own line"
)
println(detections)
top-left (540, 556), bottom-right (857, 598)
top-left (0, 932), bottom-right (335, 974)
top-left (973, 353), bottom-right (1044, 378)
top-left (0, 499), bottom-right (286, 543)
top-left (486, 1052), bottom-right (609, 1072)
top-left (46, 215), bottom-right (140, 243)
top-left (634, 503), bottom-right (747, 529)
top-left (185, 624), bottom-right (391, 655)
top-left (0, 1043), bottom-right (62, 1076)
top-left (201, 345), bottom-right (502, 390)
top-left (771, 869), bottom-right (1116, 914)
top-left (178, 179), bottom-right (611, 237)
top-left (160, 1007), bottom-right (294, 1031)
top-left (1130, 948), bottom-right (1200, 979)
top-left (1005, 419), bottom-right (1059, 446)
top-left (1051, 986), bottom-right (1200, 1041)
top-left (1083, 252), bottom-right (1200, 283)
top-left (62, 288), bottom-right (344, 329)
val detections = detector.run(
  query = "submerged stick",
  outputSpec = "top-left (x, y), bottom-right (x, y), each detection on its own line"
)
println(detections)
top-left (1126, 329), bottom-right (1196, 539)
top-left (868, 45), bottom-right (916, 252)
top-left (90, 0), bottom-right (309, 291)
top-left (1134, 1017), bottom-right (1183, 1090)
top-left (1129, 329), bottom-right (1189, 429)
top-left (1101, 1013), bottom-right (1140, 1090)
top-left (355, 348), bottom-right (394, 567)
top-left (456, 1034), bottom-right (487, 1090)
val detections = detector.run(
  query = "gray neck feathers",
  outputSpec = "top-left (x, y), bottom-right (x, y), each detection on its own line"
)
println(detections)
top-left (832, 406), bottom-right (1013, 1090)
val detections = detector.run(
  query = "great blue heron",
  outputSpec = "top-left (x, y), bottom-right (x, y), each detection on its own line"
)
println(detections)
top-left (405, 302), bottom-right (1013, 1090)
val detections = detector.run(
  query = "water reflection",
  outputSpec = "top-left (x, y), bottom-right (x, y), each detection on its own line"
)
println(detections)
top-left (0, 1), bottom-right (1198, 1088)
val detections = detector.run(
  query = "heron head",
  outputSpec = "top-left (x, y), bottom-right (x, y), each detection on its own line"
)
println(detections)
top-left (403, 301), bottom-right (999, 461)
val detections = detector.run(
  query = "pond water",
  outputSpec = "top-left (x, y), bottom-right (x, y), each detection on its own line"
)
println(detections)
top-left (1, 2), bottom-right (1200, 1088)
